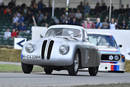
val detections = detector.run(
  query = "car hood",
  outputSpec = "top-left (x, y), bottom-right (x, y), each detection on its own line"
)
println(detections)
top-left (27, 37), bottom-right (79, 46)
top-left (42, 36), bottom-right (80, 42)
top-left (97, 46), bottom-right (120, 54)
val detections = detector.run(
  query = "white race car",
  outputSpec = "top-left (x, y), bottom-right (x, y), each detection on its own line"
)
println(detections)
top-left (87, 32), bottom-right (125, 72)
top-left (21, 25), bottom-right (100, 76)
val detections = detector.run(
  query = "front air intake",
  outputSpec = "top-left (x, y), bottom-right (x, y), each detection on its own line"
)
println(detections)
top-left (47, 40), bottom-right (54, 60)
top-left (41, 40), bottom-right (47, 59)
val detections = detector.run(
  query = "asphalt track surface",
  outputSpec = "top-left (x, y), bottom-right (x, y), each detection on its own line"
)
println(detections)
top-left (0, 71), bottom-right (130, 87)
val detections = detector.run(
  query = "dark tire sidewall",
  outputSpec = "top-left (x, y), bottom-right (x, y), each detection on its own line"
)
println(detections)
top-left (89, 66), bottom-right (98, 76)
top-left (68, 52), bottom-right (80, 76)
top-left (44, 67), bottom-right (53, 74)
top-left (21, 62), bottom-right (33, 74)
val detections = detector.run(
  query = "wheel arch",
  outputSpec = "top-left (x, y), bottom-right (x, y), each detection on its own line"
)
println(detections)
top-left (75, 48), bottom-right (82, 68)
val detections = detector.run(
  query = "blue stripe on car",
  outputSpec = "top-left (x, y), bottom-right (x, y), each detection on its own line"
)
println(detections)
top-left (114, 65), bottom-right (119, 71)
top-left (101, 60), bottom-right (118, 64)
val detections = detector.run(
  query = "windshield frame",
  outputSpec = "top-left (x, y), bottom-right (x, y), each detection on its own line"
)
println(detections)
top-left (45, 28), bottom-right (83, 41)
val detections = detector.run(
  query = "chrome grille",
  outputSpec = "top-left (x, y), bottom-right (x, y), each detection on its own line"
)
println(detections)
top-left (41, 40), bottom-right (54, 60)
top-left (47, 40), bottom-right (54, 59)
top-left (41, 40), bottom-right (47, 59)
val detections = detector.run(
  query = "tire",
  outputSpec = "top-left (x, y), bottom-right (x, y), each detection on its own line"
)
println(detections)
top-left (68, 52), bottom-right (80, 76)
top-left (21, 62), bottom-right (33, 74)
top-left (88, 66), bottom-right (99, 76)
top-left (44, 67), bottom-right (53, 74)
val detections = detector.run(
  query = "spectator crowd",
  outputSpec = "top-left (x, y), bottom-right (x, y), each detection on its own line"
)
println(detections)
top-left (0, 0), bottom-right (130, 40)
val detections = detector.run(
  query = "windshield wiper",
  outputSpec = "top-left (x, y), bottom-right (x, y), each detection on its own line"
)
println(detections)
top-left (55, 31), bottom-right (62, 35)
top-left (70, 36), bottom-right (78, 40)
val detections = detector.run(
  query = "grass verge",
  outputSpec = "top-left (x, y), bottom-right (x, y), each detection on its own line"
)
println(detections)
top-left (126, 60), bottom-right (130, 72)
top-left (0, 64), bottom-right (43, 72)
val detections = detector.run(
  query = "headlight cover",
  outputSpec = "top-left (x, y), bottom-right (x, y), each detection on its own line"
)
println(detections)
top-left (114, 55), bottom-right (120, 61)
top-left (25, 43), bottom-right (35, 53)
top-left (59, 45), bottom-right (69, 55)
top-left (109, 55), bottom-right (113, 60)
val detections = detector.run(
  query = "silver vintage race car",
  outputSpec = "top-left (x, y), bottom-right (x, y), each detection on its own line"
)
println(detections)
top-left (21, 25), bottom-right (100, 76)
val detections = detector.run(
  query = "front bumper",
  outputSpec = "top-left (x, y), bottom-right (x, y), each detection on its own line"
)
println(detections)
top-left (99, 61), bottom-right (125, 72)
top-left (21, 54), bottom-right (73, 67)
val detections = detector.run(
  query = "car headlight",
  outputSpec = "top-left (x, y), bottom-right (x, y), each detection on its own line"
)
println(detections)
top-left (59, 45), bottom-right (69, 55)
top-left (25, 43), bottom-right (35, 53)
top-left (114, 55), bottom-right (120, 61)
top-left (109, 55), bottom-right (113, 60)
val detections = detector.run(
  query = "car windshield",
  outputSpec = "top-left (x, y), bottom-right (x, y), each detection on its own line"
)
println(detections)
top-left (45, 28), bottom-right (81, 39)
top-left (88, 34), bottom-right (117, 48)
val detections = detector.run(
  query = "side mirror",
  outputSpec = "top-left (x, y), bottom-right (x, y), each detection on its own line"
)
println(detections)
top-left (119, 44), bottom-right (122, 48)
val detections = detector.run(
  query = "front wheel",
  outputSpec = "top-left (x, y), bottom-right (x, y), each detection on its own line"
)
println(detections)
top-left (44, 67), bottom-right (53, 74)
top-left (68, 52), bottom-right (80, 76)
top-left (88, 66), bottom-right (99, 76)
top-left (21, 62), bottom-right (33, 74)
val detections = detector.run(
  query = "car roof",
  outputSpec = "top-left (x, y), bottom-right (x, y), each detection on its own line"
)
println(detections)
top-left (48, 25), bottom-right (84, 30)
